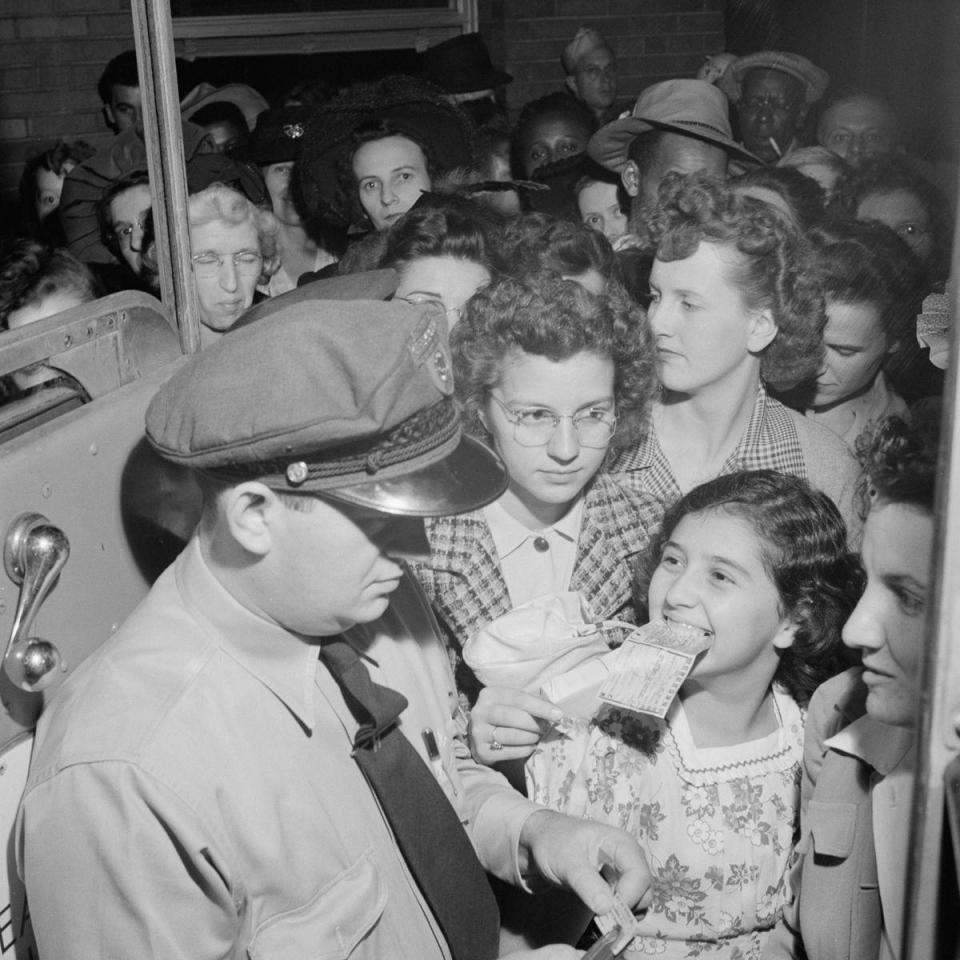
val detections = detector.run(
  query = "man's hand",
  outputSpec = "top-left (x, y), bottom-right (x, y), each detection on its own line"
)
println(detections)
top-left (519, 810), bottom-right (653, 916)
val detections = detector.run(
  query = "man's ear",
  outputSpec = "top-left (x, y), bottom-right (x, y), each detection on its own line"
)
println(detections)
top-left (747, 309), bottom-right (778, 353)
top-left (772, 618), bottom-right (798, 650)
top-left (794, 103), bottom-right (810, 133)
top-left (102, 104), bottom-right (116, 130)
top-left (621, 160), bottom-right (641, 198)
top-left (564, 75), bottom-right (578, 96)
top-left (220, 481), bottom-right (280, 557)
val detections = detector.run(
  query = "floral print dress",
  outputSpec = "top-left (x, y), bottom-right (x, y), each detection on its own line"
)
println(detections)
top-left (526, 686), bottom-right (804, 958)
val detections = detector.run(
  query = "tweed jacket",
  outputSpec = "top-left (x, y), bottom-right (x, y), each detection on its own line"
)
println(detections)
top-left (409, 473), bottom-right (663, 701)
top-left (769, 668), bottom-right (911, 960)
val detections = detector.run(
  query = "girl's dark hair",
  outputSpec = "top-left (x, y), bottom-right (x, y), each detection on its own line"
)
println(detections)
top-left (0, 239), bottom-right (99, 328)
top-left (808, 218), bottom-right (925, 346)
top-left (856, 411), bottom-right (940, 516)
top-left (730, 165), bottom-right (829, 231)
top-left (637, 469), bottom-right (862, 706)
top-left (639, 172), bottom-right (826, 389)
top-left (500, 213), bottom-right (618, 287)
top-left (379, 193), bottom-right (505, 276)
top-left (510, 92), bottom-right (598, 178)
top-left (452, 272), bottom-right (657, 455)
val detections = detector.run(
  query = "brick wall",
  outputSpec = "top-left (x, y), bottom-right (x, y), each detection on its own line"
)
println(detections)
top-left (479, 0), bottom-right (726, 112)
top-left (0, 0), bottom-right (131, 213)
top-left (0, 0), bottom-right (725, 212)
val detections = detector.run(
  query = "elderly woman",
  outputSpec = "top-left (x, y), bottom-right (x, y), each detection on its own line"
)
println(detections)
top-left (409, 273), bottom-right (659, 706)
top-left (614, 172), bottom-right (862, 539)
top-left (187, 181), bottom-right (279, 345)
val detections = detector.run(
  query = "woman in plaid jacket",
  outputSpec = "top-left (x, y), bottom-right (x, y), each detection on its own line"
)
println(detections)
top-left (408, 272), bottom-right (661, 706)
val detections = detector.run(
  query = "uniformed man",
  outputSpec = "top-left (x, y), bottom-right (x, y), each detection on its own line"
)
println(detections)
top-left (17, 298), bottom-right (651, 959)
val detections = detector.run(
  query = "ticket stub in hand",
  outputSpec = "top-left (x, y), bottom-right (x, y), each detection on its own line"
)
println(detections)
top-left (598, 619), bottom-right (712, 719)
top-left (593, 888), bottom-right (640, 956)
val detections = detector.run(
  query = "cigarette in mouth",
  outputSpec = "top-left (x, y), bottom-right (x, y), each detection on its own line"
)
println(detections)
top-left (768, 137), bottom-right (782, 158)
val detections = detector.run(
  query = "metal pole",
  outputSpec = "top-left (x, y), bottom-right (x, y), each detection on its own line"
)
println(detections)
top-left (130, 0), bottom-right (202, 354)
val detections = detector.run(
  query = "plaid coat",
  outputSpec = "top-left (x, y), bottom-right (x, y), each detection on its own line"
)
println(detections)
top-left (408, 473), bottom-right (664, 702)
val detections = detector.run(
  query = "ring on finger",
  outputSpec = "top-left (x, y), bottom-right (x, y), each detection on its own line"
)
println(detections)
top-left (490, 726), bottom-right (503, 752)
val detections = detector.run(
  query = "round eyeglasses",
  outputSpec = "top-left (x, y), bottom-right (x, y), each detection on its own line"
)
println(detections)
top-left (488, 393), bottom-right (617, 448)
top-left (192, 251), bottom-right (263, 279)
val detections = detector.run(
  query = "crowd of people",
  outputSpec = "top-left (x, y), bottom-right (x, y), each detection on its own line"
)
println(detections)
top-left (2, 26), bottom-right (954, 960)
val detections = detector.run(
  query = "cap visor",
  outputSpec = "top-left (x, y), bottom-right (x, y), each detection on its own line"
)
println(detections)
top-left (320, 434), bottom-right (508, 517)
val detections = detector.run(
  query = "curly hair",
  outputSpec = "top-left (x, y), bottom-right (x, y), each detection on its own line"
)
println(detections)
top-left (808, 218), bottom-right (925, 347)
top-left (187, 182), bottom-right (280, 283)
top-left (510, 92), bottom-right (597, 178)
top-left (856, 411), bottom-right (940, 517)
top-left (635, 469), bottom-right (862, 706)
top-left (0, 239), bottom-right (98, 329)
top-left (379, 193), bottom-right (505, 276)
top-left (834, 154), bottom-right (953, 286)
top-left (639, 172), bottom-right (826, 389)
top-left (730, 165), bottom-right (828, 232)
top-left (452, 272), bottom-right (657, 454)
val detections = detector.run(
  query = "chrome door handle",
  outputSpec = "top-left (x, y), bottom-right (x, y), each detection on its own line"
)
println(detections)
top-left (3, 513), bottom-right (68, 691)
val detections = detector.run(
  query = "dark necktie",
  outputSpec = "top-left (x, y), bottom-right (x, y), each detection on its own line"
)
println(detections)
top-left (319, 636), bottom-right (500, 960)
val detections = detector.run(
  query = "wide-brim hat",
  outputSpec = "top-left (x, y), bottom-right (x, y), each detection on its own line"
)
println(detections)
top-left (297, 75), bottom-right (476, 231)
top-left (180, 82), bottom-right (270, 132)
top-left (588, 78), bottom-right (761, 173)
top-left (145, 298), bottom-right (507, 517)
top-left (420, 32), bottom-right (512, 95)
top-left (721, 51), bottom-right (830, 105)
top-left (246, 105), bottom-right (315, 166)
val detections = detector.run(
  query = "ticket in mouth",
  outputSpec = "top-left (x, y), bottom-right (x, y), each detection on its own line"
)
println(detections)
top-left (596, 619), bottom-right (712, 719)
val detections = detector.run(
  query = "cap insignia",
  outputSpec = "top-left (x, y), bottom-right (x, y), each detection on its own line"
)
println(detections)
top-left (283, 123), bottom-right (305, 139)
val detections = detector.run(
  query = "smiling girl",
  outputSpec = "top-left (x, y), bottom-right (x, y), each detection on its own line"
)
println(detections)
top-left (526, 470), bottom-right (861, 957)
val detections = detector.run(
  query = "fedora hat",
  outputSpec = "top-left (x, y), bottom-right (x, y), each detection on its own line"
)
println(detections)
top-left (588, 79), bottom-right (761, 172)
top-left (180, 82), bottom-right (270, 132)
top-left (421, 33), bottom-right (512, 95)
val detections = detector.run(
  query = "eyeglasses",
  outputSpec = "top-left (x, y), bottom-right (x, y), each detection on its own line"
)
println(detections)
top-left (488, 393), bottom-right (617, 448)
top-left (113, 218), bottom-right (148, 244)
top-left (191, 251), bottom-right (263, 279)
top-left (397, 294), bottom-right (463, 325)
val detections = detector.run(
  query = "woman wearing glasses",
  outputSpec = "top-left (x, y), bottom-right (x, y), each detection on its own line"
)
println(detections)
top-left (409, 273), bottom-right (659, 708)
top-left (187, 181), bottom-right (279, 345)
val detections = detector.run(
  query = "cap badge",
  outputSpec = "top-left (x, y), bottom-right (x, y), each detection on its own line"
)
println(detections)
top-left (283, 123), bottom-right (305, 139)
top-left (286, 461), bottom-right (309, 486)
top-left (409, 310), bottom-right (455, 396)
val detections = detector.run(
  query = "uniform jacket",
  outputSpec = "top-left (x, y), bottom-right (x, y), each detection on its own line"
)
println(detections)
top-left (17, 539), bottom-right (540, 960)
top-left (409, 472), bottom-right (663, 698)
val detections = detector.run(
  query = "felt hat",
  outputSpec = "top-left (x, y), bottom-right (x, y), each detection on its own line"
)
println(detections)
top-left (180, 82), bottom-right (270, 132)
top-left (721, 51), bottom-right (830, 105)
top-left (185, 153), bottom-right (267, 204)
top-left (246, 106), bottom-right (315, 166)
top-left (145, 298), bottom-right (507, 517)
top-left (562, 27), bottom-right (610, 74)
top-left (588, 78), bottom-right (761, 173)
top-left (420, 33), bottom-right (512, 95)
